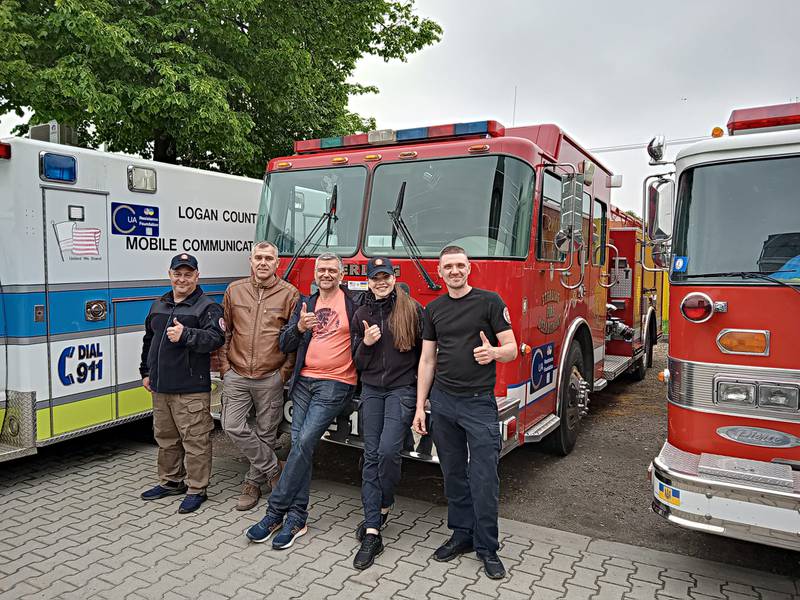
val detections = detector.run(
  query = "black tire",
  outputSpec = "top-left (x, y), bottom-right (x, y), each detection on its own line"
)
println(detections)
top-left (630, 325), bottom-right (652, 381)
top-left (646, 322), bottom-right (655, 368)
top-left (547, 343), bottom-right (585, 456)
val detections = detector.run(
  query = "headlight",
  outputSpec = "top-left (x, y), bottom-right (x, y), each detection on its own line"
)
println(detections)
top-left (758, 385), bottom-right (799, 412)
top-left (717, 381), bottom-right (756, 406)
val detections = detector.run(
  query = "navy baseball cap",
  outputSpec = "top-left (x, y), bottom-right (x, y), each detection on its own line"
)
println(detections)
top-left (170, 253), bottom-right (198, 271)
top-left (366, 257), bottom-right (394, 278)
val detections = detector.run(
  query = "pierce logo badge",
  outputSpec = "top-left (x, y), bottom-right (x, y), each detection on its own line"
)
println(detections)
top-left (717, 426), bottom-right (800, 448)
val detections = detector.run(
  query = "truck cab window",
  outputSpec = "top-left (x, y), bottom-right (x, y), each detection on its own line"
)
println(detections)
top-left (592, 199), bottom-right (607, 266)
top-left (537, 171), bottom-right (567, 261)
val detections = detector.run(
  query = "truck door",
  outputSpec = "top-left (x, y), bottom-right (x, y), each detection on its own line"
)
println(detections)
top-left (43, 188), bottom-right (114, 436)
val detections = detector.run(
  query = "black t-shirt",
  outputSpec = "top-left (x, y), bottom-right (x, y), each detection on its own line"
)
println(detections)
top-left (422, 287), bottom-right (511, 395)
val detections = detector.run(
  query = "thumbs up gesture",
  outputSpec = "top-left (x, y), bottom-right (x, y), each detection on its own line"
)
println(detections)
top-left (298, 302), bottom-right (319, 333)
top-left (473, 331), bottom-right (495, 365)
top-left (362, 320), bottom-right (381, 346)
top-left (167, 317), bottom-right (185, 343)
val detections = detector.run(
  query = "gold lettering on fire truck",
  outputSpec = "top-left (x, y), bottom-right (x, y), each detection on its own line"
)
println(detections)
top-left (538, 289), bottom-right (562, 334)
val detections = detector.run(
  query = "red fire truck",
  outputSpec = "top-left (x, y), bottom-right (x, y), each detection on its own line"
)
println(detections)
top-left (257, 120), bottom-right (661, 461)
top-left (646, 102), bottom-right (800, 550)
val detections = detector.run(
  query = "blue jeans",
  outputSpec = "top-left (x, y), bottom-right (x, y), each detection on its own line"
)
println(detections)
top-left (360, 383), bottom-right (416, 529)
top-left (430, 386), bottom-right (501, 556)
top-left (266, 376), bottom-right (354, 524)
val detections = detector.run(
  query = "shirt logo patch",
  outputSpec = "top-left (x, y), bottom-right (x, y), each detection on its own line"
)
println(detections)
top-left (503, 307), bottom-right (511, 325)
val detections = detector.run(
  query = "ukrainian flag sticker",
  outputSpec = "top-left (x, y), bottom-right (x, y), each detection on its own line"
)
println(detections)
top-left (657, 482), bottom-right (681, 506)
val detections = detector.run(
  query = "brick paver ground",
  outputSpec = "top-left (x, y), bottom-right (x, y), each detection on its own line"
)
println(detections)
top-left (0, 440), bottom-right (798, 599)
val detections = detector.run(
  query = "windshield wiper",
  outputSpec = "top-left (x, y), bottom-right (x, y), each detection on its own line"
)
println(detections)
top-left (678, 270), bottom-right (800, 295)
top-left (282, 185), bottom-right (338, 281)
top-left (388, 181), bottom-right (441, 291)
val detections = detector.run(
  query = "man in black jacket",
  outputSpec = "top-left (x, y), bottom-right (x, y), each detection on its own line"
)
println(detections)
top-left (139, 253), bottom-right (225, 514)
top-left (246, 252), bottom-right (362, 549)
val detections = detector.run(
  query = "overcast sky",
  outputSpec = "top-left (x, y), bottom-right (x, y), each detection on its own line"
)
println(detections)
top-left (3, 0), bottom-right (799, 212)
top-left (348, 0), bottom-right (800, 211)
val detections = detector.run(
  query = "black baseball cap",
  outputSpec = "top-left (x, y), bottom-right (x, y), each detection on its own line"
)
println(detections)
top-left (366, 256), bottom-right (394, 278)
top-left (170, 253), bottom-right (198, 271)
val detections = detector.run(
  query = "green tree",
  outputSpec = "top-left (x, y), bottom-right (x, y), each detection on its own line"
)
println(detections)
top-left (0, 0), bottom-right (441, 176)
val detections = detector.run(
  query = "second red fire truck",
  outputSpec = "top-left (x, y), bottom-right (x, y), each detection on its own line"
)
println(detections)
top-left (646, 102), bottom-right (800, 550)
top-left (256, 120), bottom-right (661, 461)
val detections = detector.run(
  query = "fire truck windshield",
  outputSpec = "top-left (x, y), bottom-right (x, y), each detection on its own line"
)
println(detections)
top-left (363, 155), bottom-right (535, 258)
top-left (256, 166), bottom-right (367, 256)
top-left (672, 155), bottom-right (800, 285)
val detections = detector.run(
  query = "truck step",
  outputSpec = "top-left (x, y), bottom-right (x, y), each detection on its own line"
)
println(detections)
top-left (603, 354), bottom-right (633, 380)
top-left (524, 414), bottom-right (560, 442)
top-left (593, 378), bottom-right (608, 392)
top-left (0, 443), bottom-right (37, 464)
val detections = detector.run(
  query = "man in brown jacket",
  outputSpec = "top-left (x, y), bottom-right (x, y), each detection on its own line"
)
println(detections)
top-left (220, 241), bottom-right (300, 510)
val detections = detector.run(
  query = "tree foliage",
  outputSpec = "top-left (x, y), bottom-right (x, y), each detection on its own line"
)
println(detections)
top-left (0, 0), bottom-right (441, 176)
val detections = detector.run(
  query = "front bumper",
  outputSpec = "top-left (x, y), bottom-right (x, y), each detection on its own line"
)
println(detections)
top-left (650, 441), bottom-right (800, 551)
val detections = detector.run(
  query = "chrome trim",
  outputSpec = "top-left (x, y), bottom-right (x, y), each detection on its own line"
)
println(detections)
top-left (669, 356), bottom-right (800, 423)
top-left (679, 291), bottom-right (715, 323)
top-left (556, 317), bottom-right (591, 415)
top-left (713, 301), bottom-right (728, 313)
top-left (716, 328), bottom-right (770, 356)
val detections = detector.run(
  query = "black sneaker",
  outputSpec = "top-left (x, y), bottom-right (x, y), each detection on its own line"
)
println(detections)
top-left (433, 536), bottom-right (474, 562)
top-left (479, 552), bottom-right (506, 579)
top-left (355, 509), bottom-right (390, 542)
top-left (353, 533), bottom-right (384, 570)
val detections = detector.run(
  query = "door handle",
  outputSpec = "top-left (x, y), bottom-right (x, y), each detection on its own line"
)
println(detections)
top-left (85, 300), bottom-right (108, 322)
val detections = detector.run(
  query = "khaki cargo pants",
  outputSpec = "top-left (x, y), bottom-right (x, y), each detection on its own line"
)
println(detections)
top-left (153, 392), bottom-right (214, 495)
top-left (221, 369), bottom-right (284, 486)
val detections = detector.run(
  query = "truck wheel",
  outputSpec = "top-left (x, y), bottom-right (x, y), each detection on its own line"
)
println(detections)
top-left (548, 343), bottom-right (585, 456)
top-left (630, 330), bottom-right (651, 381)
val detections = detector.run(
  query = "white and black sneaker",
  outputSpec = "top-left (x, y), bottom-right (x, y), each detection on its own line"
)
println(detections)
top-left (353, 533), bottom-right (384, 570)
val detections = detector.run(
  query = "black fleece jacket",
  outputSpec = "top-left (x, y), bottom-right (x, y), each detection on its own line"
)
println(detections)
top-left (350, 290), bottom-right (423, 390)
top-left (140, 287), bottom-right (225, 393)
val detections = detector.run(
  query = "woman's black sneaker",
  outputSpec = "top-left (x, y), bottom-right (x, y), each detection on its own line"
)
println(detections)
top-left (355, 510), bottom-right (390, 542)
top-left (479, 552), bottom-right (506, 579)
top-left (353, 533), bottom-right (384, 570)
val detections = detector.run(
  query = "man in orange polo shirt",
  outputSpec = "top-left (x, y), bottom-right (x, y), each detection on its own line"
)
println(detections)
top-left (246, 252), bottom-right (361, 549)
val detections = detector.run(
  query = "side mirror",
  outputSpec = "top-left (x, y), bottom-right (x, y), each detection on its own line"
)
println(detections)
top-left (646, 178), bottom-right (674, 241)
top-left (647, 135), bottom-right (666, 164)
top-left (652, 240), bottom-right (671, 269)
top-left (554, 229), bottom-right (571, 254)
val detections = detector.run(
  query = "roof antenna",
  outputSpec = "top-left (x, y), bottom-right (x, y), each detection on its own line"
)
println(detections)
top-left (512, 85), bottom-right (518, 127)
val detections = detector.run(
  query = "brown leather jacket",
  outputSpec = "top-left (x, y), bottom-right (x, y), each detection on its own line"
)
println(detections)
top-left (218, 276), bottom-right (300, 381)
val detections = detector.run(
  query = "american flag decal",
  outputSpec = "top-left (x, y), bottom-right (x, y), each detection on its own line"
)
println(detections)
top-left (53, 221), bottom-right (102, 260)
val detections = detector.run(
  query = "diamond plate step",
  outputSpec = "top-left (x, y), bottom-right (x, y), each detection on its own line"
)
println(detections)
top-left (603, 354), bottom-right (633, 380)
top-left (0, 442), bottom-right (36, 463)
top-left (524, 414), bottom-right (560, 442)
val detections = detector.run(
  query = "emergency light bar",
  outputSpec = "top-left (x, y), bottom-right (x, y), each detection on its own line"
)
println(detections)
top-left (294, 120), bottom-right (505, 154)
top-left (727, 102), bottom-right (800, 135)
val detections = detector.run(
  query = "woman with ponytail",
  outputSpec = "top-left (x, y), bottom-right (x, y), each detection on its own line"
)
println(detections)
top-left (349, 256), bottom-right (424, 570)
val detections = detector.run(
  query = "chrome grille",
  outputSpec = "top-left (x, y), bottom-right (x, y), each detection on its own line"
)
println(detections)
top-left (668, 357), bottom-right (800, 423)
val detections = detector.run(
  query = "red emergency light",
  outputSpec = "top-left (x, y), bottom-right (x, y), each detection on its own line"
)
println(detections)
top-left (293, 120), bottom-right (505, 154)
top-left (0, 142), bottom-right (11, 159)
top-left (727, 102), bottom-right (800, 135)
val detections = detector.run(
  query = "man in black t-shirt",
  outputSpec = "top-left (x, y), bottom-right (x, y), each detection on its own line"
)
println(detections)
top-left (413, 245), bottom-right (517, 580)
